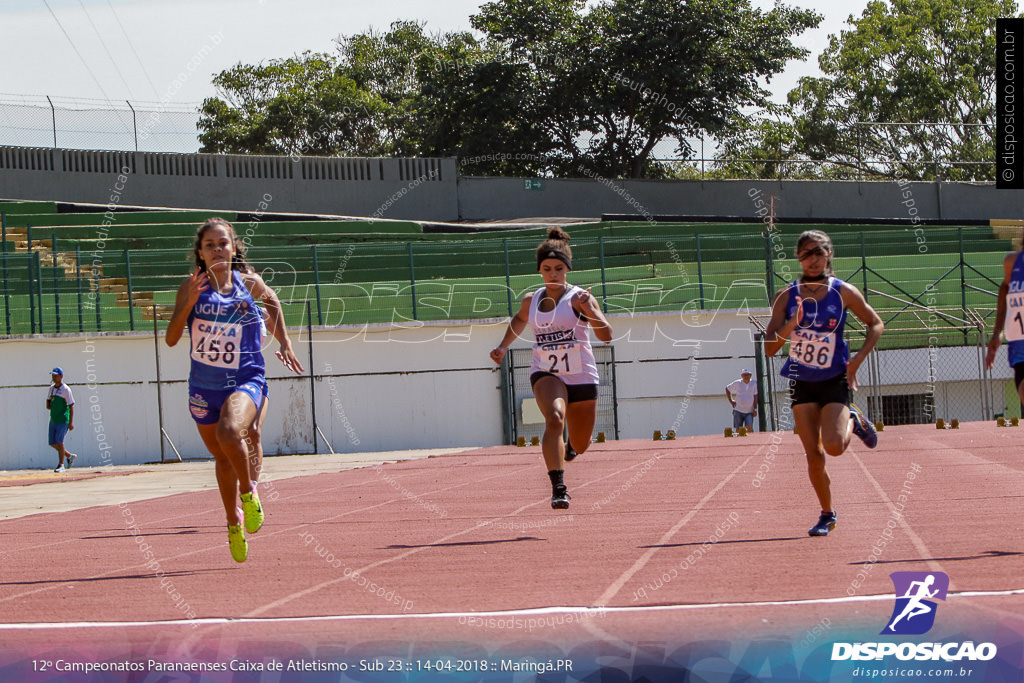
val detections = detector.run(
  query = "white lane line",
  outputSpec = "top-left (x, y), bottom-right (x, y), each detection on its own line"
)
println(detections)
top-left (593, 456), bottom-right (752, 608)
top-left (0, 463), bottom-right (533, 607)
top-left (3, 587), bottom-right (1022, 630)
top-left (243, 455), bottom-right (660, 618)
top-left (851, 455), bottom-right (944, 574)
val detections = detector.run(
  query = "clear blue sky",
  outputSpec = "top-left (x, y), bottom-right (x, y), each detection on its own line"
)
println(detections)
top-left (0, 0), bottom-right (873, 152)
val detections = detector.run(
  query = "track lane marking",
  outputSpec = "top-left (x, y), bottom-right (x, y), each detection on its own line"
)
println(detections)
top-left (593, 456), bottom-right (753, 608)
top-left (243, 454), bottom-right (665, 618)
top-left (2, 587), bottom-right (1022, 630)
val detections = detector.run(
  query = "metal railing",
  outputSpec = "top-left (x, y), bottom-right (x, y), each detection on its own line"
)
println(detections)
top-left (0, 224), bottom-right (1011, 337)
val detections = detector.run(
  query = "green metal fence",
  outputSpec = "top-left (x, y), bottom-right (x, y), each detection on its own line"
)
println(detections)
top-left (0, 225), bottom-right (1011, 337)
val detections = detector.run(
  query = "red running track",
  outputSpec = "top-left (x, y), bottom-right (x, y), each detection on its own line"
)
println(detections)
top-left (1, 422), bottom-right (1022, 663)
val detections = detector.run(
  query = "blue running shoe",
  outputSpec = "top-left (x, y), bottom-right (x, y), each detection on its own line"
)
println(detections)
top-left (849, 402), bottom-right (878, 448)
top-left (808, 511), bottom-right (837, 537)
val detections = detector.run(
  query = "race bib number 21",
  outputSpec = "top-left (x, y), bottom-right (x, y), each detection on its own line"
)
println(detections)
top-left (543, 342), bottom-right (583, 375)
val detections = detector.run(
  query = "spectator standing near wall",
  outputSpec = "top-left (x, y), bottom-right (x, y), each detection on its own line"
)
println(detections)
top-left (47, 367), bottom-right (77, 473)
top-left (725, 369), bottom-right (758, 431)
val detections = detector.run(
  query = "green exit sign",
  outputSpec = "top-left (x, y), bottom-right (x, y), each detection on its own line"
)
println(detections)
top-left (524, 178), bottom-right (545, 190)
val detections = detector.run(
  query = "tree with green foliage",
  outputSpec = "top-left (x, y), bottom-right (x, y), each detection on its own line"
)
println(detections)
top-left (197, 52), bottom-right (383, 156)
top-left (197, 2), bottom-right (821, 179)
top-left (719, 0), bottom-right (1020, 180)
top-left (468, 0), bottom-right (821, 178)
top-left (197, 22), bottom-right (481, 157)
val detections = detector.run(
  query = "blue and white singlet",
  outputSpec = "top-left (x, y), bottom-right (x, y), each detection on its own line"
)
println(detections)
top-left (186, 270), bottom-right (266, 389)
top-left (780, 277), bottom-right (850, 382)
top-left (1005, 251), bottom-right (1024, 368)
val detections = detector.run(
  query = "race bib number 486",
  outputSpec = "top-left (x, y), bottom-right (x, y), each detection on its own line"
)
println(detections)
top-left (789, 328), bottom-right (837, 369)
top-left (191, 319), bottom-right (242, 370)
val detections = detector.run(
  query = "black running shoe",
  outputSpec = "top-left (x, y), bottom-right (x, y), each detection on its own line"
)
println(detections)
top-left (564, 442), bottom-right (578, 462)
top-left (551, 485), bottom-right (571, 509)
top-left (808, 511), bottom-right (837, 537)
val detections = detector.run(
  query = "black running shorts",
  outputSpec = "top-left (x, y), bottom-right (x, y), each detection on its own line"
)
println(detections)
top-left (788, 371), bottom-right (850, 408)
top-left (530, 372), bottom-right (599, 403)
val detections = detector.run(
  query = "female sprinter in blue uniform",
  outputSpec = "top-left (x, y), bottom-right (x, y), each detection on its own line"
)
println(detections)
top-left (166, 218), bottom-right (302, 562)
top-left (764, 230), bottom-right (883, 536)
top-left (490, 228), bottom-right (613, 509)
top-left (985, 244), bottom-right (1024, 405)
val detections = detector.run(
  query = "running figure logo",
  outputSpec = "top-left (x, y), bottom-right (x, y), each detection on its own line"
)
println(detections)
top-left (882, 572), bottom-right (949, 635)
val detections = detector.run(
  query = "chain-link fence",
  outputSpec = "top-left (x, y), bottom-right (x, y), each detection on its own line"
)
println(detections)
top-left (500, 347), bottom-right (618, 445)
top-left (0, 95), bottom-right (201, 153)
top-left (0, 96), bottom-right (996, 180)
top-left (757, 322), bottom-right (994, 431)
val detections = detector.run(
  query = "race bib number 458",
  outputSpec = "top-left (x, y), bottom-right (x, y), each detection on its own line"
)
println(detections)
top-left (789, 328), bottom-right (837, 369)
top-left (191, 319), bottom-right (242, 370)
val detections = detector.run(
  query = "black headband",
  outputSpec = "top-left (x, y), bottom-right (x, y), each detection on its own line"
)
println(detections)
top-left (537, 249), bottom-right (572, 271)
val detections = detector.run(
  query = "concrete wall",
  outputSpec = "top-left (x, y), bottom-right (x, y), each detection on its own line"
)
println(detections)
top-left (2, 146), bottom-right (1022, 222)
top-left (0, 308), bottom-right (767, 470)
top-left (457, 176), bottom-right (1024, 222)
top-left (3, 306), bottom-right (1010, 470)
top-left (0, 147), bottom-right (458, 221)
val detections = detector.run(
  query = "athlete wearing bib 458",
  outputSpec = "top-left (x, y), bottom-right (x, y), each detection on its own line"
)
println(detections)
top-left (985, 246), bottom-right (1024, 403)
top-left (166, 218), bottom-right (303, 563)
top-left (491, 227), bottom-right (613, 509)
top-left (764, 230), bottom-right (884, 538)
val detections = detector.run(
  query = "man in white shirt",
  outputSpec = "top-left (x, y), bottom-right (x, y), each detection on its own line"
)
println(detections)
top-left (725, 369), bottom-right (758, 431)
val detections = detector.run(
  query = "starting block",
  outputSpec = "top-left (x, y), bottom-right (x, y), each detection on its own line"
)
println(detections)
top-left (530, 436), bottom-right (540, 446)
top-left (996, 416), bottom-right (1019, 427)
top-left (936, 419), bottom-right (945, 429)
top-left (875, 421), bottom-right (885, 432)
top-left (666, 430), bottom-right (676, 440)
top-left (737, 426), bottom-right (748, 436)
top-left (596, 431), bottom-right (606, 442)
top-left (653, 430), bottom-right (662, 440)
top-left (950, 418), bottom-right (959, 429)
top-left (516, 436), bottom-right (526, 447)
top-left (724, 427), bottom-right (733, 437)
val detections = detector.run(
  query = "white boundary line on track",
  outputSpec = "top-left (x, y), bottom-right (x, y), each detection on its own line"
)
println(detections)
top-left (2, 587), bottom-right (1023, 630)
top-left (593, 455), bottom-right (752, 607)
top-left (243, 452), bottom-right (663, 618)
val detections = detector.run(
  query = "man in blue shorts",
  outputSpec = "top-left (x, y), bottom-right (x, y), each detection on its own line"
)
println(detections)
top-left (47, 367), bottom-right (77, 473)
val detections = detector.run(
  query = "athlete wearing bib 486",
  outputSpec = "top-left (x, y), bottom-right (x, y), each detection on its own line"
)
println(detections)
top-left (764, 230), bottom-right (884, 538)
top-left (166, 218), bottom-right (303, 563)
top-left (491, 227), bottom-right (613, 510)
top-left (985, 245), bottom-right (1024, 404)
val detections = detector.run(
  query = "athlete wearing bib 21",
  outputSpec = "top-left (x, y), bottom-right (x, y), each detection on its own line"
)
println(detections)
top-left (529, 283), bottom-right (600, 386)
top-left (490, 227), bottom-right (612, 511)
top-left (780, 276), bottom-right (849, 382)
top-left (985, 244), bottom-right (1024, 402)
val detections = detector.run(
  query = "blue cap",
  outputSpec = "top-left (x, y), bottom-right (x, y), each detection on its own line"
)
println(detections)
top-left (51, 367), bottom-right (63, 375)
